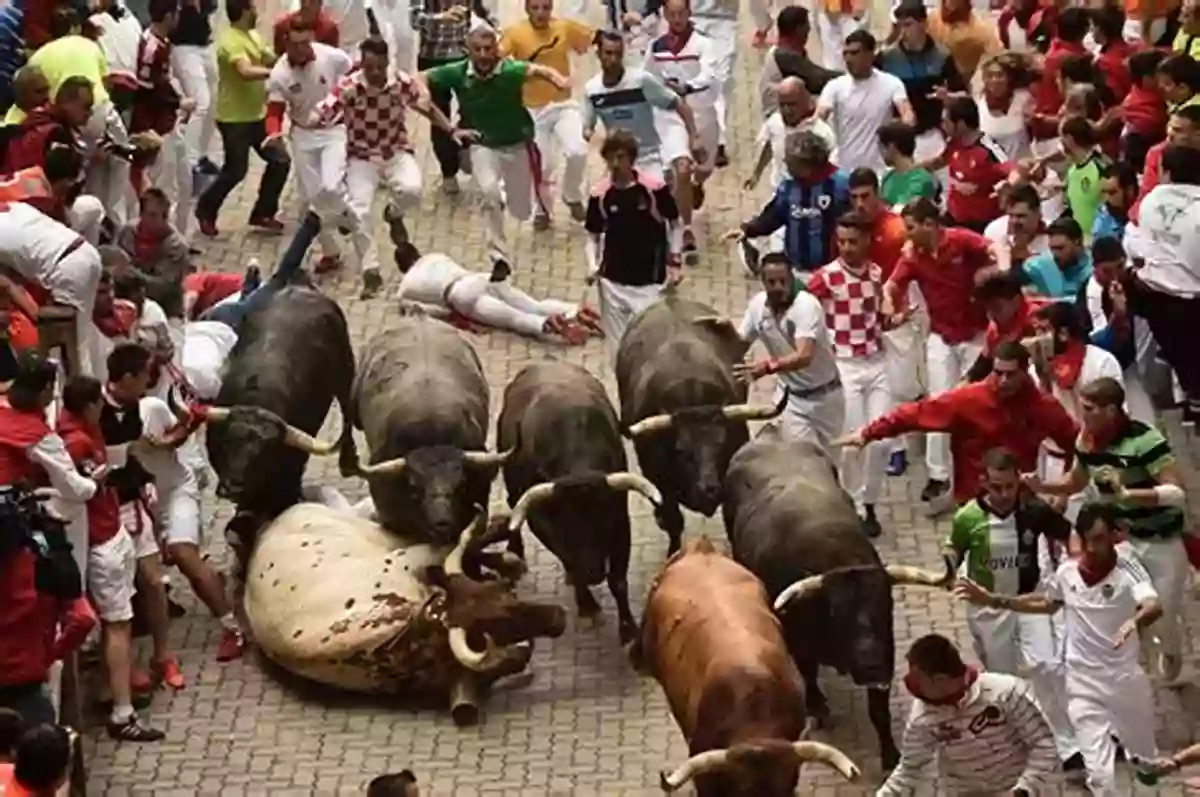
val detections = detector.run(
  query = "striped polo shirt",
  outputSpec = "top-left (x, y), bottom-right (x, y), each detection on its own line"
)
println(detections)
top-left (1076, 420), bottom-right (1185, 539)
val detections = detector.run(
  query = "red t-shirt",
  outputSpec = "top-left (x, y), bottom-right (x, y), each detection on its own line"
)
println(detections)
top-left (183, 272), bottom-right (244, 317)
top-left (58, 411), bottom-right (120, 547)
top-left (870, 211), bottom-right (908, 280)
top-left (888, 228), bottom-right (993, 344)
top-left (945, 136), bottom-right (1008, 226)
top-left (1122, 84), bottom-right (1168, 139)
top-left (1031, 39), bottom-right (1088, 139)
top-left (1095, 40), bottom-right (1138, 102)
top-left (0, 403), bottom-right (52, 487)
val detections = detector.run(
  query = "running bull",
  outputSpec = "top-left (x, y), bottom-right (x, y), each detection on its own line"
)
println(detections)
top-left (724, 431), bottom-right (953, 770)
top-left (630, 536), bottom-right (861, 795)
top-left (244, 504), bottom-right (567, 726)
top-left (349, 317), bottom-right (509, 545)
top-left (498, 361), bottom-right (663, 643)
top-left (198, 285), bottom-right (359, 561)
top-left (615, 297), bottom-right (784, 555)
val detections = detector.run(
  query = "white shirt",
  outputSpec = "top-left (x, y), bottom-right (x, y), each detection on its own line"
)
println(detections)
top-left (1125, 184), bottom-right (1200, 298)
top-left (90, 7), bottom-right (143, 75)
top-left (977, 89), bottom-right (1032, 162)
top-left (983, 215), bottom-right (1049, 271)
top-left (755, 112), bottom-right (837, 188)
top-left (0, 202), bottom-right (82, 285)
top-left (643, 29), bottom-right (723, 113)
top-left (1046, 344), bottom-right (1124, 424)
top-left (1046, 553), bottom-right (1158, 672)
top-left (267, 43), bottom-right (354, 130)
top-left (737, 291), bottom-right (841, 396)
top-left (816, 69), bottom-right (907, 173)
top-left (130, 396), bottom-right (188, 487)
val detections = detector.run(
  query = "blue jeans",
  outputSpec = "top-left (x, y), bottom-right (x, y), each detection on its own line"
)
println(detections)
top-left (201, 212), bottom-right (320, 331)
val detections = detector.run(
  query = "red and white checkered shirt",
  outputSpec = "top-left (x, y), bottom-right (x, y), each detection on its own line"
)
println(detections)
top-left (807, 259), bottom-right (885, 360)
top-left (336, 70), bottom-right (421, 162)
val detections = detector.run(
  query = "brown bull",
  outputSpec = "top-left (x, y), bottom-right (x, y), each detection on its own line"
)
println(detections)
top-left (630, 536), bottom-right (861, 796)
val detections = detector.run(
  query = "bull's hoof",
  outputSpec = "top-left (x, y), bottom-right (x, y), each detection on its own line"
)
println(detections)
top-left (393, 242), bottom-right (421, 272)
top-left (450, 701), bottom-right (480, 727)
top-left (618, 622), bottom-right (637, 646)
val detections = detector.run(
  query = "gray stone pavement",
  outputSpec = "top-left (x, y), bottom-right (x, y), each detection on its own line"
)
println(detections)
top-left (81, 1), bottom-right (1200, 794)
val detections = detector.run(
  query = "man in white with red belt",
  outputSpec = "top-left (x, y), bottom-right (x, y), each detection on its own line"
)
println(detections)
top-left (0, 201), bottom-right (105, 380)
top-left (807, 211), bottom-right (892, 538)
top-left (265, 19), bottom-right (357, 273)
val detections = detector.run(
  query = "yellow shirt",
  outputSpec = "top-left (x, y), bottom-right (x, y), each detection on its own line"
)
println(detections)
top-left (500, 19), bottom-right (593, 108)
top-left (215, 27), bottom-right (274, 124)
top-left (1173, 29), bottom-right (1200, 59)
top-left (14, 35), bottom-right (111, 125)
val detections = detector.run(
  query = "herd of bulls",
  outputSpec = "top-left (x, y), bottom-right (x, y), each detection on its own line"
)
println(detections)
top-left (191, 282), bottom-right (955, 794)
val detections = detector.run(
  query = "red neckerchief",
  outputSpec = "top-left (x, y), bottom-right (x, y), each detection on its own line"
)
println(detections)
top-left (1049, 339), bottom-right (1087, 390)
top-left (1077, 552), bottom-right (1117, 587)
top-left (795, 161), bottom-right (837, 187)
top-left (905, 666), bottom-right (980, 706)
top-left (662, 25), bottom-right (694, 55)
top-left (132, 221), bottom-right (164, 265)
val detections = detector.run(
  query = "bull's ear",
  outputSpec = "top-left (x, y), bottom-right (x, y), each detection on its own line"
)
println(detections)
top-left (425, 565), bottom-right (449, 587)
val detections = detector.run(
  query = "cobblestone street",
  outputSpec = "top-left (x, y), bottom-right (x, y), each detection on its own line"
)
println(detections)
top-left (81, 0), bottom-right (1200, 793)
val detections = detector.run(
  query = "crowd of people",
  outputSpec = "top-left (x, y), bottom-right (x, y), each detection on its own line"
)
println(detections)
top-left (0, 0), bottom-right (1198, 791)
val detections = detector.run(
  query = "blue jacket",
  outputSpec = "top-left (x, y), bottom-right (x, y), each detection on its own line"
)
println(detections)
top-left (742, 168), bottom-right (851, 272)
top-left (1091, 205), bottom-right (1127, 242)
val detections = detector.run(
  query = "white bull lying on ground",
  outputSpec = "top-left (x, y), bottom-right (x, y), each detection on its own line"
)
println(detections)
top-left (244, 503), bottom-right (567, 725)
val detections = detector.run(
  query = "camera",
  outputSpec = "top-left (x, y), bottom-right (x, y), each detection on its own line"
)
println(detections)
top-left (0, 484), bottom-right (82, 600)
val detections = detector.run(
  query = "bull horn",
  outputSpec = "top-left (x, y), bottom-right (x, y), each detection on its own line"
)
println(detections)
top-left (447, 626), bottom-right (498, 671)
top-left (773, 574), bottom-right (826, 610)
top-left (462, 447), bottom-right (515, 468)
top-left (721, 389), bottom-right (789, 422)
top-left (444, 509), bottom-right (486, 576)
top-left (203, 407), bottom-right (231, 423)
top-left (885, 562), bottom-right (954, 588)
top-left (659, 750), bottom-right (731, 792)
top-left (604, 472), bottom-right (663, 506)
top-left (356, 456), bottom-right (408, 476)
top-left (508, 482), bottom-right (557, 532)
top-left (790, 742), bottom-right (861, 782)
top-left (281, 424), bottom-right (340, 455)
top-left (626, 413), bottom-right (674, 437)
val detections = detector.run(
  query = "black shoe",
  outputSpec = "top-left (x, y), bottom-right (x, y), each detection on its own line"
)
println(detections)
top-left (489, 259), bottom-right (511, 283)
top-left (360, 270), bottom-right (384, 300)
top-left (861, 505), bottom-right (882, 539)
top-left (887, 450), bottom-right (908, 477)
top-left (1061, 752), bottom-right (1086, 772)
top-left (197, 157), bottom-right (221, 176)
top-left (714, 145), bottom-right (729, 169)
top-left (920, 479), bottom-right (950, 503)
top-left (107, 714), bottom-right (165, 742)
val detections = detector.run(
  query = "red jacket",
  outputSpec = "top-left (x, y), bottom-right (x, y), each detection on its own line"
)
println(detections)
top-left (983, 294), bottom-right (1048, 355)
top-left (862, 378), bottom-right (1079, 504)
top-left (1030, 39), bottom-right (1088, 139)
top-left (1122, 84), bottom-right (1168, 139)
top-left (1095, 40), bottom-right (1138, 102)
top-left (1, 108), bottom-right (77, 174)
top-left (1136, 140), bottom-right (1168, 209)
top-left (887, 227), bottom-right (993, 344)
top-left (0, 404), bottom-right (52, 488)
top-left (57, 411), bottom-right (121, 548)
top-left (0, 548), bottom-right (97, 686)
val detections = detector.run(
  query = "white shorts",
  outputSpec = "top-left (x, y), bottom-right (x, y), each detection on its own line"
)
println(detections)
top-left (120, 500), bottom-right (162, 560)
top-left (87, 528), bottom-right (137, 623)
top-left (158, 472), bottom-right (203, 547)
top-left (657, 111), bottom-right (718, 173)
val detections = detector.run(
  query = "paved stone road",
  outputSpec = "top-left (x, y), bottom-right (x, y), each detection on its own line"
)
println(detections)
top-left (82, 1), bottom-right (1200, 794)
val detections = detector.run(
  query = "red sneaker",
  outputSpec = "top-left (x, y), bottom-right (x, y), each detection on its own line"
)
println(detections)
top-left (152, 656), bottom-right (186, 690)
top-left (215, 628), bottom-right (245, 662)
top-left (314, 255), bottom-right (342, 274)
top-left (248, 215), bottom-right (285, 234)
top-left (196, 216), bottom-right (219, 238)
top-left (130, 669), bottom-right (152, 693)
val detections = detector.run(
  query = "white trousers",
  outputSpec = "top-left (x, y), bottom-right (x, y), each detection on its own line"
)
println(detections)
top-left (172, 44), bottom-right (218, 166)
top-left (838, 354), bottom-right (891, 508)
top-left (778, 384), bottom-right (846, 460)
top-left (969, 605), bottom-right (1078, 761)
top-left (471, 141), bottom-right (548, 258)
top-left (598, 278), bottom-right (662, 364)
top-left (147, 126), bottom-right (194, 240)
top-left (156, 468), bottom-right (204, 547)
top-left (1067, 666), bottom-right (1158, 797)
top-left (44, 244), bottom-right (105, 380)
top-left (345, 152), bottom-right (422, 274)
top-left (81, 101), bottom-right (133, 228)
top-left (1119, 536), bottom-right (1189, 662)
top-left (292, 127), bottom-right (352, 259)
top-left (67, 196), bottom-right (105, 247)
top-left (693, 17), bottom-right (736, 146)
top-left (532, 101), bottom-right (588, 207)
top-left (883, 305), bottom-right (927, 455)
top-left (447, 274), bottom-right (577, 338)
top-left (925, 332), bottom-right (985, 483)
top-left (815, 12), bottom-right (864, 71)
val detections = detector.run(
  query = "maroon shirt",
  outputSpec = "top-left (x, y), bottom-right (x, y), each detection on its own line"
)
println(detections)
top-left (131, 28), bottom-right (180, 136)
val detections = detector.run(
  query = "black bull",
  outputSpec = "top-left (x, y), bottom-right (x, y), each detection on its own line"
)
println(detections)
top-left (497, 361), bottom-right (662, 644)
top-left (202, 285), bottom-right (358, 555)
top-left (615, 297), bottom-right (783, 555)
top-left (348, 317), bottom-right (507, 546)
top-left (723, 433), bottom-right (953, 770)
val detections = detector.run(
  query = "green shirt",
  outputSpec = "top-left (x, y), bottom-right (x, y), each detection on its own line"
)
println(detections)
top-left (425, 58), bottom-right (534, 148)
top-left (216, 27), bottom-right (274, 124)
top-left (1065, 152), bottom-right (1108, 242)
top-left (1076, 421), bottom-right (1185, 539)
top-left (880, 167), bottom-right (938, 208)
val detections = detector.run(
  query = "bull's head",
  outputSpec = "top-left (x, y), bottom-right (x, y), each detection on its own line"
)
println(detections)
top-left (354, 446), bottom-right (512, 544)
top-left (660, 739), bottom-right (861, 795)
top-left (508, 472), bottom-right (661, 585)
top-left (773, 561), bottom-right (954, 687)
top-left (200, 405), bottom-right (342, 504)
top-left (624, 392), bottom-right (786, 515)
top-left (427, 511), bottom-right (567, 671)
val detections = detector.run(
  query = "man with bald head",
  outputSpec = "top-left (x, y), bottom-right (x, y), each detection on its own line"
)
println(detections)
top-left (746, 76), bottom-right (836, 191)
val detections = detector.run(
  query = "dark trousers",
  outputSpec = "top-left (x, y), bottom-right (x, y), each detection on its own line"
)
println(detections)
top-left (0, 681), bottom-right (56, 727)
top-left (201, 212), bottom-right (319, 331)
top-left (1130, 280), bottom-right (1200, 402)
top-left (196, 118), bottom-right (290, 222)
top-left (418, 55), bottom-right (461, 179)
